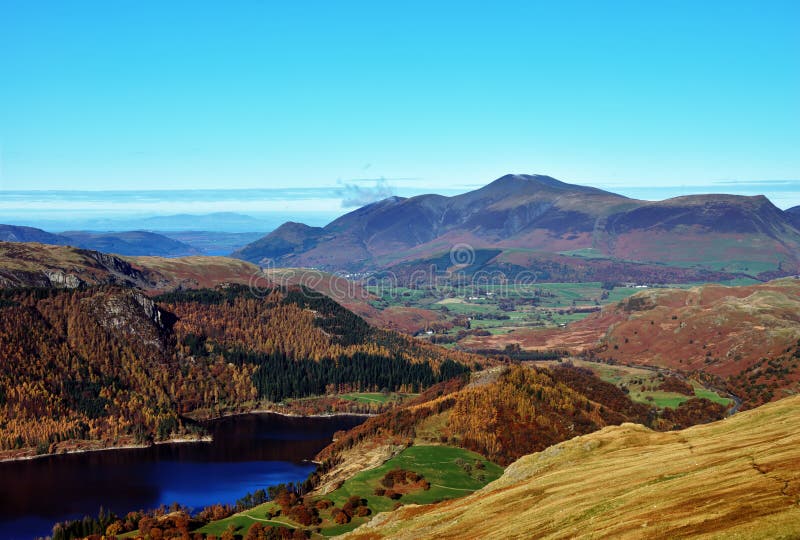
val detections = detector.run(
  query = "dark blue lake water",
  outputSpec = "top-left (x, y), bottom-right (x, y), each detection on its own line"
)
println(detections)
top-left (0, 413), bottom-right (365, 540)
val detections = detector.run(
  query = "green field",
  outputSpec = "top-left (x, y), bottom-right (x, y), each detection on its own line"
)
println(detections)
top-left (535, 359), bottom-right (732, 410)
top-left (630, 382), bottom-right (732, 409)
top-left (367, 281), bottom-right (651, 344)
top-left (328, 445), bottom-right (502, 511)
top-left (195, 507), bottom-right (295, 537)
top-left (338, 392), bottom-right (416, 404)
top-left (321, 445), bottom-right (503, 534)
top-left (693, 387), bottom-right (734, 406)
top-left (196, 445), bottom-right (503, 538)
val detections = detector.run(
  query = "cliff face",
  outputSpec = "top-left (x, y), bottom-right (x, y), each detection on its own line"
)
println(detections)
top-left (0, 242), bottom-right (154, 289)
top-left (0, 241), bottom-right (266, 293)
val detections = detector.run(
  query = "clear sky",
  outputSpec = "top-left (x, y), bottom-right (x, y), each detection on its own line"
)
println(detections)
top-left (1, 0), bottom-right (798, 196)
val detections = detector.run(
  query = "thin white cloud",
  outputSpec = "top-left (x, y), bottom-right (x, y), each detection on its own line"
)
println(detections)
top-left (338, 177), bottom-right (396, 207)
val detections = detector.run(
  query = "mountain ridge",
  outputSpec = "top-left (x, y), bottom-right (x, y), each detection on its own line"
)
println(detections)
top-left (0, 224), bottom-right (199, 257)
top-left (233, 174), bottom-right (800, 278)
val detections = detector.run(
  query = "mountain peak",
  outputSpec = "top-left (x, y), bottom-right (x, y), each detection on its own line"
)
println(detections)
top-left (489, 174), bottom-right (566, 189)
top-left (478, 173), bottom-right (619, 198)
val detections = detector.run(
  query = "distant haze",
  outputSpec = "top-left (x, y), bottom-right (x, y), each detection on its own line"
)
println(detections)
top-left (1, 180), bottom-right (799, 233)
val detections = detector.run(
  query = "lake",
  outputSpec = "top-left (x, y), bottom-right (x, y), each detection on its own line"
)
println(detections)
top-left (0, 413), bottom-right (366, 540)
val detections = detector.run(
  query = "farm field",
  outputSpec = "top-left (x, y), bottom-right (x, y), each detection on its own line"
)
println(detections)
top-left (366, 281), bottom-right (645, 340)
top-left (366, 280), bottom-right (759, 349)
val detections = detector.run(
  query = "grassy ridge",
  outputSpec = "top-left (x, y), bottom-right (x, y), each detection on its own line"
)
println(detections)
top-left (347, 395), bottom-right (800, 539)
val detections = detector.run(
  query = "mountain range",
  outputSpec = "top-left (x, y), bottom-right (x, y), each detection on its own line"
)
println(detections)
top-left (0, 225), bottom-right (198, 257)
top-left (0, 225), bottom-right (265, 258)
top-left (233, 174), bottom-right (800, 279)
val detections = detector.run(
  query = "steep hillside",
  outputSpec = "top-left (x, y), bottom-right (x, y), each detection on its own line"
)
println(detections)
top-left (787, 205), bottom-right (800, 229)
top-left (463, 279), bottom-right (800, 409)
top-left (0, 241), bottom-right (155, 289)
top-left (347, 394), bottom-right (800, 539)
top-left (0, 242), bottom-right (409, 331)
top-left (233, 175), bottom-right (634, 270)
top-left (0, 284), bottom-right (477, 460)
top-left (0, 241), bottom-right (260, 291)
top-left (232, 221), bottom-right (326, 263)
top-left (183, 363), bottom-right (725, 538)
top-left (599, 194), bottom-right (800, 272)
top-left (233, 174), bottom-right (800, 278)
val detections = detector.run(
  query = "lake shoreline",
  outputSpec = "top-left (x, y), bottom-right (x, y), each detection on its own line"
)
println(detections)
top-left (219, 408), bottom-right (375, 420)
top-left (0, 435), bottom-right (213, 464)
top-left (1, 413), bottom-right (366, 540)
top-left (0, 408), bottom-right (373, 464)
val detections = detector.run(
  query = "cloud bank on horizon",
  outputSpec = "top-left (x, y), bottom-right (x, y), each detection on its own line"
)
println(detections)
top-left (1, 178), bottom-right (799, 234)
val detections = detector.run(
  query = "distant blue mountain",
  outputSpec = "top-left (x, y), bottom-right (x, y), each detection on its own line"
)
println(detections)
top-left (1, 224), bottom-right (198, 257)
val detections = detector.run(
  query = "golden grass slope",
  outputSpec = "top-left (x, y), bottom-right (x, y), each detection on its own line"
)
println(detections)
top-left (127, 255), bottom-right (260, 290)
top-left (345, 395), bottom-right (800, 540)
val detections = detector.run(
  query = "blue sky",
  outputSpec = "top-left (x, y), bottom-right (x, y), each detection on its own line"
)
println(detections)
top-left (1, 1), bottom-right (798, 205)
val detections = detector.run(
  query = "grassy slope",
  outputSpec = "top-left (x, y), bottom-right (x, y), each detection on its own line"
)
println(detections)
top-left (128, 255), bottom-right (260, 289)
top-left (196, 445), bottom-right (502, 538)
top-left (346, 395), bottom-right (800, 540)
top-left (328, 445), bottom-right (503, 512)
top-left (195, 506), bottom-right (296, 537)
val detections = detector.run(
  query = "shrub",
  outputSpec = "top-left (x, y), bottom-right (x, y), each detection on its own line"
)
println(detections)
top-left (315, 499), bottom-right (333, 510)
top-left (332, 509), bottom-right (350, 524)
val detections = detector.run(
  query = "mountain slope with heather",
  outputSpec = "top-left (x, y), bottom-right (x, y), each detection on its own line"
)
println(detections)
top-left (233, 174), bottom-right (800, 279)
top-left (346, 394), bottom-right (800, 540)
